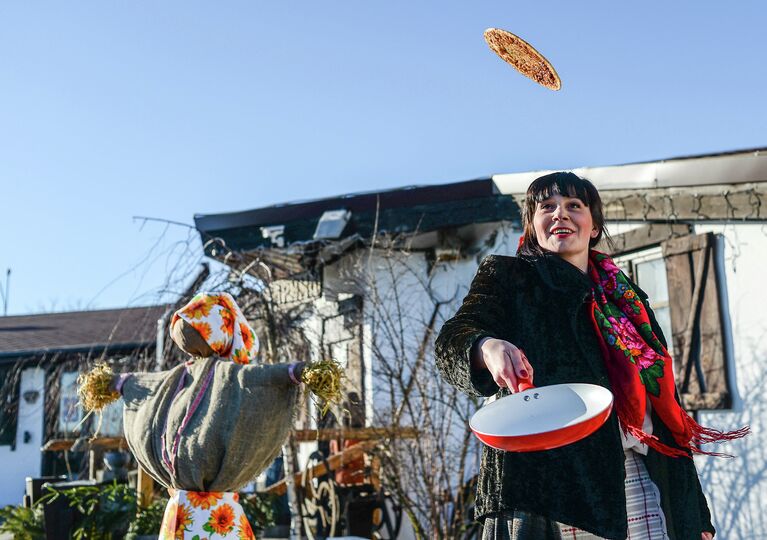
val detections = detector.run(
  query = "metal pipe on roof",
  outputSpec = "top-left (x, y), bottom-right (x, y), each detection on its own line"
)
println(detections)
top-left (156, 309), bottom-right (173, 370)
top-left (1, 268), bottom-right (9, 316)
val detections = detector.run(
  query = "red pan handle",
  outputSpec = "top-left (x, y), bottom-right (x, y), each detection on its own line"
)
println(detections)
top-left (517, 348), bottom-right (534, 392)
top-left (517, 376), bottom-right (535, 392)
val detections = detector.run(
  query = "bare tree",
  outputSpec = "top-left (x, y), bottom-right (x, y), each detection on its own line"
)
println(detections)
top-left (329, 237), bottom-right (487, 539)
top-left (192, 223), bottom-right (516, 539)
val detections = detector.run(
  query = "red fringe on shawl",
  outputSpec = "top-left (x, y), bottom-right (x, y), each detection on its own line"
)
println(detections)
top-left (617, 409), bottom-right (750, 459)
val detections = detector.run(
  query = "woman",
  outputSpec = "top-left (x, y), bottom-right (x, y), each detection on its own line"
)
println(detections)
top-left (435, 172), bottom-right (744, 539)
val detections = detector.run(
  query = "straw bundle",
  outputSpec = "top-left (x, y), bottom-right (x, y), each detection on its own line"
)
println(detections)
top-left (77, 362), bottom-right (120, 412)
top-left (301, 359), bottom-right (345, 416)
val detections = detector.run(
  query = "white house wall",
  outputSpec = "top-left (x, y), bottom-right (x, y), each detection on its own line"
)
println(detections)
top-left (353, 227), bottom-right (519, 538)
top-left (361, 251), bottom-right (459, 540)
top-left (360, 224), bottom-right (519, 427)
top-left (688, 223), bottom-right (767, 538)
top-left (361, 250), bottom-right (434, 422)
top-left (0, 367), bottom-right (45, 507)
top-left (293, 295), bottom-right (332, 473)
top-left (601, 220), bottom-right (764, 537)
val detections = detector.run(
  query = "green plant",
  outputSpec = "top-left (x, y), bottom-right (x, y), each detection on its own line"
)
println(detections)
top-left (39, 480), bottom-right (137, 540)
top-left (3, 482), bottom-right (277, 539)
top-left (240, 492), bottom-right (276, 532)
top-left (0, 505), bottom-right (45, 540)
top-left (128, 496), bottom-right (168, 536)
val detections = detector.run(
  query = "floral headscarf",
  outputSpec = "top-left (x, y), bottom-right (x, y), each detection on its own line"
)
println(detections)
top-left (171, 292), bottom-right (259, 364)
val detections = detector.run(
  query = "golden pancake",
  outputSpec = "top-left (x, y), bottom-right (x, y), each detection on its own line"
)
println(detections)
top-left (484, 28), bottom-right (561, 90)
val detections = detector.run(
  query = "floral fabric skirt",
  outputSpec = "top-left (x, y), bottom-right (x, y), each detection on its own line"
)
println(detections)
top-left (159, 489), bottom-right (255, 540)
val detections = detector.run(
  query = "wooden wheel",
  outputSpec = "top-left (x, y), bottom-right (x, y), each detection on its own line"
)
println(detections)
top-left (300, 451), bottom-right (340, 540)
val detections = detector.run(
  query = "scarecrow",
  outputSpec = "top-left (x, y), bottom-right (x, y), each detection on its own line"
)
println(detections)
top-left (79, 292), bottom-right (343, 539)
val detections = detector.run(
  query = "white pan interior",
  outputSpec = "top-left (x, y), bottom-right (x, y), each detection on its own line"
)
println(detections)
top-left (470, 383), bottom-right (613, 437)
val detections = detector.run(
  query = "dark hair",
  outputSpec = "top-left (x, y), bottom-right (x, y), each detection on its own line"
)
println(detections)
top-left (518, 171), bottom-right (610, 256)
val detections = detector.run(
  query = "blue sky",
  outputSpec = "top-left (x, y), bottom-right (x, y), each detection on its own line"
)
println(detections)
top-left (1, 1), bottom-right (764, 315)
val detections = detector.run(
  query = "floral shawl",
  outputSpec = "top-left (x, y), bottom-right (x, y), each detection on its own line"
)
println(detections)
top-left (588, 250), bottom-right (748, 457)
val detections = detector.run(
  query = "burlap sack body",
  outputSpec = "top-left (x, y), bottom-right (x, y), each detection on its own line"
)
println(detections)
top-left (120, 356), bottom-right (299, 492)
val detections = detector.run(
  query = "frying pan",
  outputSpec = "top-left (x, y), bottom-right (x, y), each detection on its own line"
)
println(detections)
top-left (470, 379), bottom-right (613, 452)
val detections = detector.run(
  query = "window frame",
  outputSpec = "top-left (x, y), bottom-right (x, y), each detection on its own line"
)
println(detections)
top-left (605, 224), bottom-right (735, 411)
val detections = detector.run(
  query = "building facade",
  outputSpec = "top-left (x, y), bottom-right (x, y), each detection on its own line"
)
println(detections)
top-left (195, 148), bottom-right (767, 538)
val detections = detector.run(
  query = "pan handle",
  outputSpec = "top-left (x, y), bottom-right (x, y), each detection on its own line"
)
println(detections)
top-left (517, 376), bottom-right (535, 392)
top-left (517, 348), bottom-right (534, 392)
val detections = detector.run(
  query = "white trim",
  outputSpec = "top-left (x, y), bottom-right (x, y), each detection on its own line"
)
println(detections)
top-left (492, 150), bottom-right (767, 193)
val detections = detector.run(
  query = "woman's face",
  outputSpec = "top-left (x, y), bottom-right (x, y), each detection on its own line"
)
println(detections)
top-left (532, 194), bottom-right (598, 270)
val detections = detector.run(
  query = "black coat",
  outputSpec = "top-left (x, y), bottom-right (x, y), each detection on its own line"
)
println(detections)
top-left (434, 253), bottom-right (714, 540)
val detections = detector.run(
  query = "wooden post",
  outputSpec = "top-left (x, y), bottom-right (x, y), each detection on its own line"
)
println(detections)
top-left (281, 440), bottom-right (302, 540)
top-left (88, 450), bottom-right (97, 481)
top-left (87, 447), bottom-right (106, 481)
top-left (137, 466), bottom-right (155, 508)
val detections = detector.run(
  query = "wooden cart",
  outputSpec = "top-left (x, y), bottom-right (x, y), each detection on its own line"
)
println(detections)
top-left (263, 427), bottom-right (417, 540)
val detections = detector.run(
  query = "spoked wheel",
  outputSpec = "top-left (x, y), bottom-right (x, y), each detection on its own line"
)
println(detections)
top-left (370, 489), bottom-right (403, 540)
top-left (300, 450), bottom-right (340, 540)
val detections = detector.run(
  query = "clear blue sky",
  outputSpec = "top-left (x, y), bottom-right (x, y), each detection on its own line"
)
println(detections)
top-left (1, 1), bottom-right (764, 315)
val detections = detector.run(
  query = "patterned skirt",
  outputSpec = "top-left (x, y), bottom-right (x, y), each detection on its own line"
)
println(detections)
top-left (482, 450), bottom-right (669, 540)
top-left (159, 489), bottom-right (255, 539)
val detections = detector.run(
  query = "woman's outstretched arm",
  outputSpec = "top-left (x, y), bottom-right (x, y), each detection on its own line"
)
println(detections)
top-left (435, 255), bottom-right (532, 397)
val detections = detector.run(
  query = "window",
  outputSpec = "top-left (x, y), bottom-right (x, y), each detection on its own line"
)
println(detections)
top-left (0, 363), bottom-right (17, 446)
top-left (608, 226), bottom-right (733, 411)
top-left (59, 371), bottom-right (82, 434)
top-left (614, 247), bottom-right (674, 355)
top-left (98, 399), bottom-right (124, 437)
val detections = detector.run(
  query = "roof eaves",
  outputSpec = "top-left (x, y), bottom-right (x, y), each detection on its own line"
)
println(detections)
top-left (0, 341), bottom-right (155, 362)
top-left (194, 177), bottom-right (496, 233)
top-left (493, 147), bottom-right (767, 193)
top-left (197, 192), bottom-right (518, 257)
top-left (0, 304), bottom-right (172, 323)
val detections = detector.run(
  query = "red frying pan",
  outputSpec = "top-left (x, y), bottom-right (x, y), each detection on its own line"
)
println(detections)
top-left (470, 379), bottom-right (613, 452)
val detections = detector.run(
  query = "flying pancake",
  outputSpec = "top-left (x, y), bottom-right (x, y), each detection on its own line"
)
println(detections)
top-left (484, 28), bottom-right (561, 91)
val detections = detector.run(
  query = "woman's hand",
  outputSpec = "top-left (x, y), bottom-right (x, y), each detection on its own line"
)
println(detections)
top-left (472, 337), bottom-right (534, 393)
top-left (701, 532), bottom-right (713, 540)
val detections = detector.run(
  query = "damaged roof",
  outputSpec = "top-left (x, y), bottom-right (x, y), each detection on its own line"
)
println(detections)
top-left (193, 146), bottom-right (767, 261)
top-left (194, 177), bottom-right (519, 255)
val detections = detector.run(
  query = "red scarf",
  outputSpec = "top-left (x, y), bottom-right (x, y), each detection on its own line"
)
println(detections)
top-left (587, 250), bottom-right (748, 457)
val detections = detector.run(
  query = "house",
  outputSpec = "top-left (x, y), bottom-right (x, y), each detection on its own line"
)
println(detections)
top-left (194, 178), bottom-right (516, 538)
top-left (0, 304), bottom-right (171, 507)
top-left (193, 147), bottom-right (767, 538)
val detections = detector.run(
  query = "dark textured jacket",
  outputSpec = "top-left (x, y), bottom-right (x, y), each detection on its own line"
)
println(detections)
top-left (434, 253), bottom-right (714, 540)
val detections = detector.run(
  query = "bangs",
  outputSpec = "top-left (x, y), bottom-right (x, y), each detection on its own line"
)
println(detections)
top-left (526, 172), bottom-right (595, 207)
top-left (519, 171), bottom-right (609, 256)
